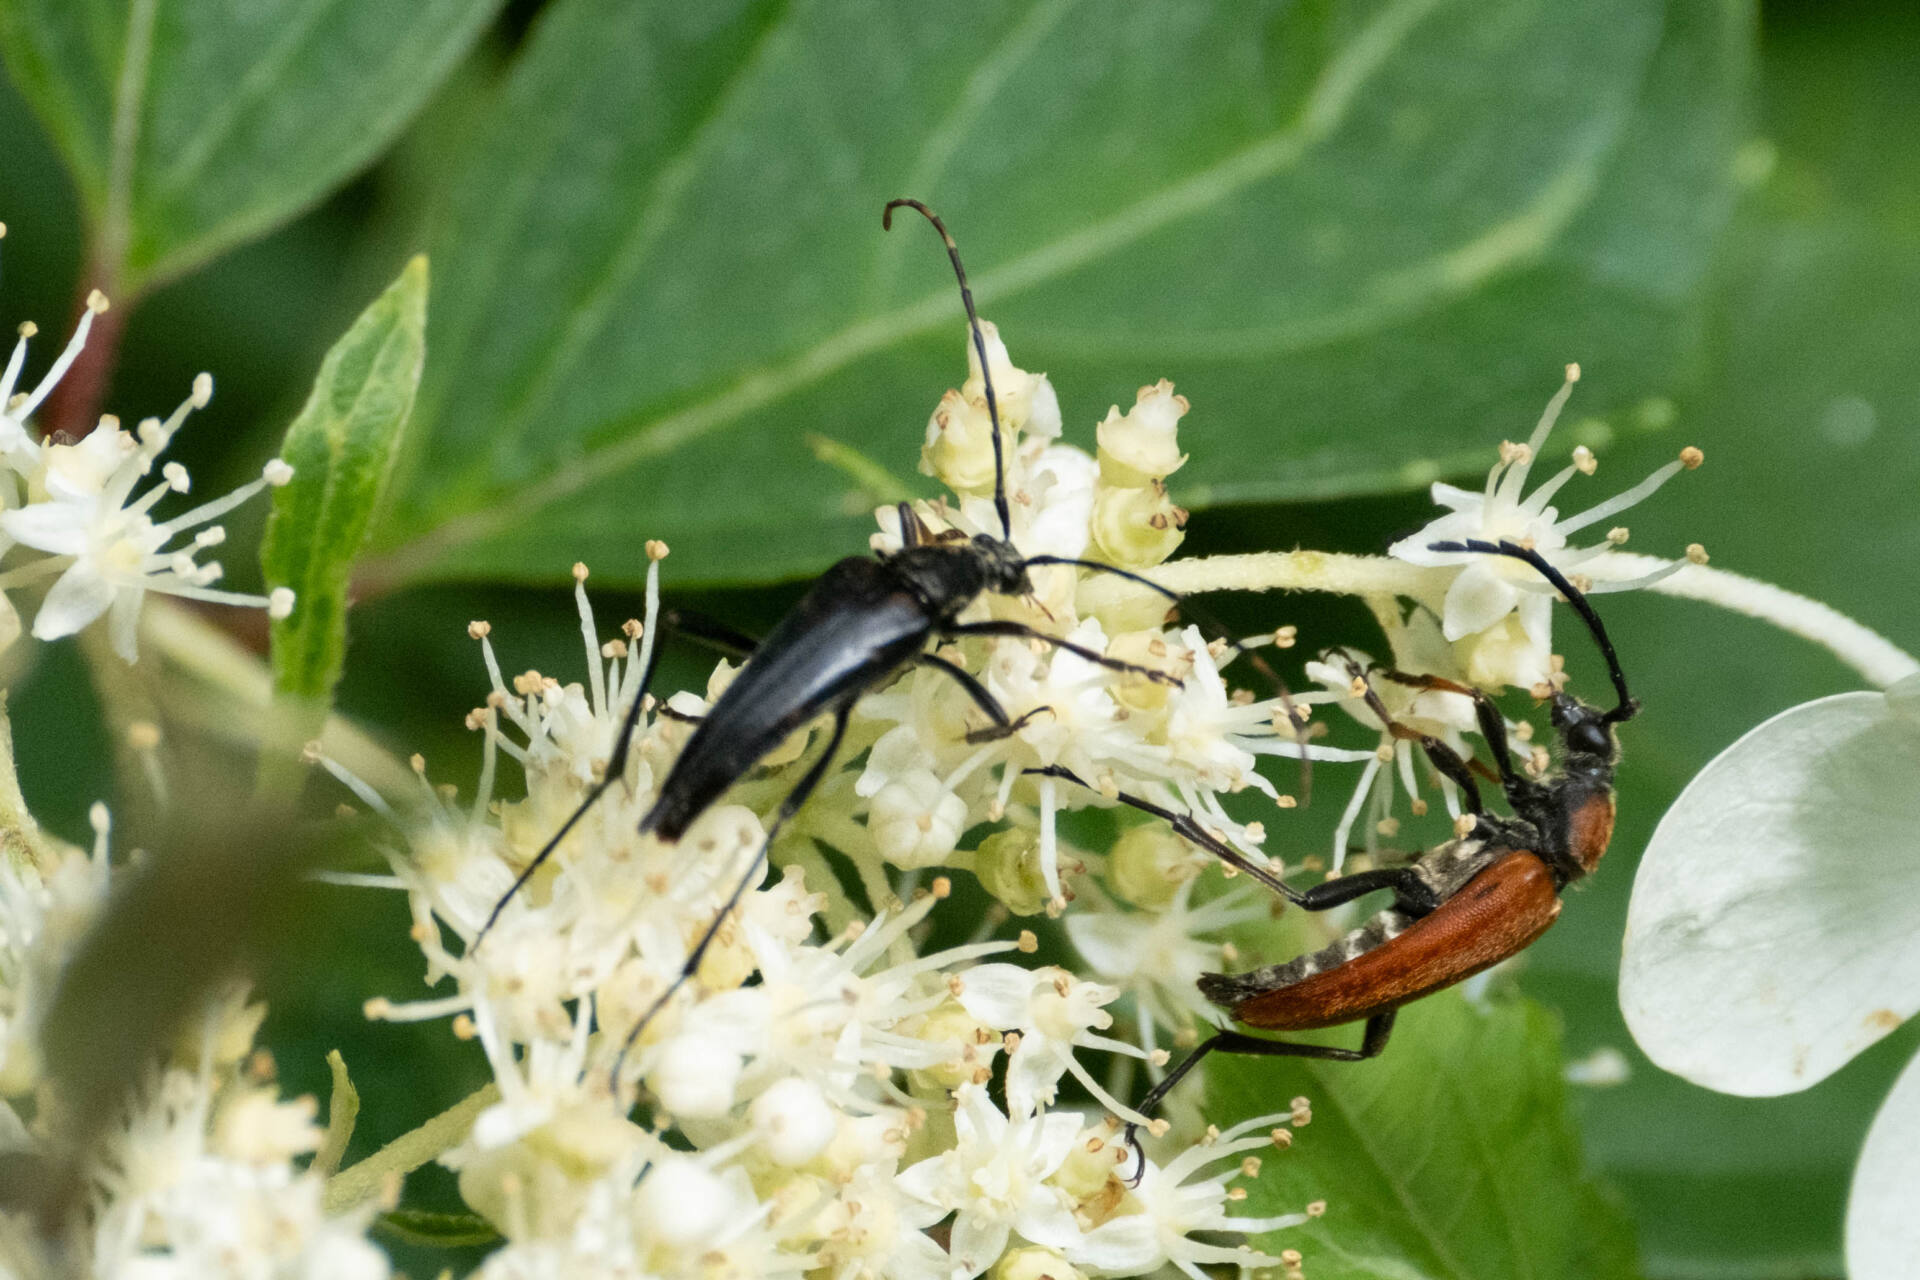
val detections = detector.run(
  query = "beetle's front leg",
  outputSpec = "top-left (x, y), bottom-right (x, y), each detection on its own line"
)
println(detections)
top-left (942, 620), bottom-right (1182, 687)
top-left (913, 651), bottom-right (1056, 742)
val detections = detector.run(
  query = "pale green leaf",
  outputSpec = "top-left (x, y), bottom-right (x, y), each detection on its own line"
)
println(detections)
top-left (262, 256), bottom-right (426, 706)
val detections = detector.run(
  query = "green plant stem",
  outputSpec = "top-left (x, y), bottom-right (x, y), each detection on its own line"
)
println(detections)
top-left (324, 1081), bottom-right (499, 1214)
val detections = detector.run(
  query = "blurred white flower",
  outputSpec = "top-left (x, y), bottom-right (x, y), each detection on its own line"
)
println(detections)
top-left (1619, 673), bottom-right (1920, 1280)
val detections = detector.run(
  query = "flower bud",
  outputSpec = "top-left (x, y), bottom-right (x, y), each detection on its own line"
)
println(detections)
top-left (1109, 823), bottom-right (1202, 909)
top-left (962, 319), bottom-right (1062, 440)
top-left (871, 769), bottom-right (968, 868)
top-left (994, 1247), bottom-right (1087, 1280)
top-left (921, 388), bottom-right (1006, 494)
top-left (649, 1032), bottom-right (743, 1118)
top-left (750, 1077), bottom-right (838, 1166)
top-left (633, 1155), bottom-right (739, 1247)
top-left (1090, 479), bottom-right (1186, 569)
top-left (904, 998), bottom-right (1000, 1091)
top-left (976, 827), bottom-right (1049, 915)
top-left (1097, 379), bottom-right (1189, 486)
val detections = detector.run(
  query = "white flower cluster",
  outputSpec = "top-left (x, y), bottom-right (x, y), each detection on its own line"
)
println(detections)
top-left (0, 230), bottom-right (294, 662)
top-left (299, 325), bottom-right (1710, 1279)
top-left (0, 803), bottom-right (388, 1280)
top-left (314, 543), bottom-right (1314, 1280)
top-left (0, 295), bottom-right (1713, 1279)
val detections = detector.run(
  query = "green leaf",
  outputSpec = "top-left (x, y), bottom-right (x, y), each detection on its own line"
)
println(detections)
top-left (374, 1208), bottom-right (500, 1249)
top-left (0, 0), bottom-right (497, 292)
top-left (362, 0), bottom-right (1750, 590)
top-left (1216, 990), bottom-right (1640, 1280)
top-left (263, 256), bottom-right (427, 707)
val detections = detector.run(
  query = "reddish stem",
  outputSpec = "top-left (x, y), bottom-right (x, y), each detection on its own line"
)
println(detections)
top-left (41, 263), bottom-right (127, 441)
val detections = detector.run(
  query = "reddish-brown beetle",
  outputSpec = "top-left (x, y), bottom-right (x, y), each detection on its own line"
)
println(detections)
top-left (1126, 538), bottom-right (1637, 1150)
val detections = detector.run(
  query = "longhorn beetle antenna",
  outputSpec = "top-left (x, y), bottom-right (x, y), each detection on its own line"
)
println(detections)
top-left (882, 198), bottom-right (1012, 541)
top-left (1023, 553), bottom-right (1314, 799)
top-left (1426, 538), bottom-right (1636, 722)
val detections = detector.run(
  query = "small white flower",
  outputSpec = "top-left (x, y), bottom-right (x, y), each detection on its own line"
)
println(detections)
top-left (897, 1085), bottom-right (1085, 1279)
top-left (749, 1076), bottom-right (838, 1166)
top-left (0, 371), bottom-right (291, 660)
top-left (808, 1162), bottom-right (953, 1280)
top-left (1070, 1112), bottom-right (1304, 1280)
top-left (1065, 879), bottom-right (1269, 1062)
top-left (954, 963), bottom-right (1154, 1121)
top-left (1387, 365), bottom-right (1701, 689)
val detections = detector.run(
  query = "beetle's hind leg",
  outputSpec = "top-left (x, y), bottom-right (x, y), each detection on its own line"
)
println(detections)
top-left (608, 705), bottom-right (854, 1088)
top-left (1122, 1012), bottom-right (1396, 1182)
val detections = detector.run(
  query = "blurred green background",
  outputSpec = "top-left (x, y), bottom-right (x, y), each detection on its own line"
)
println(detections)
top-left (2, 1), bottom-right (1915, 1276)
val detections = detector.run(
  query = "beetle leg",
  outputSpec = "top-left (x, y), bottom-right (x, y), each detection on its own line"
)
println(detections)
top-left (913, 650), bottom-right (1054, 741)
top-left (1023, 553), bottom-right (1314, 800)
top-left (942, 620), bottom-right (1182, 687)
top-left (965, 705), bottom-right (1054, 744)
top-left (1123, 1012), bottom-right (1396, 1183)
top-left (1291, 866), bottom-right (1444, 917)
top-left (661, 608), bottom-right (760, 660)
top-left (913, 651), bottom-right (1012, 728)
top-left (609, 705), bottom-right (854, 1088)
top-left (895, 500), bottom-right (930, 549)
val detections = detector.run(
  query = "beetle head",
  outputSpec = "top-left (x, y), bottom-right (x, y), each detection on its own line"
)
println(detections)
top-left (1549, 693), bottom-right (1618, 764)
top-left (974, 535), bottom-right (1033, 595)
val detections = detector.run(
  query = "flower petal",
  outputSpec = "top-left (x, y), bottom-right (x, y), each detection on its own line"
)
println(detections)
top-left (953, 963), bottom-right (1035, 1029)
top-left (949, 1212), bottom-right (1010, 1279)
top-left (0, 500), bottom-right (91, 555)
top-left (1069, 1214), bottom-right (1161, 1274)
top-left (31, 565), bottom-right (114, 641)
top-left (1847, 1049), bottom-right (1920, 1280)
top-left (1440, 563), bottom-right (1520, 640)
top-left (1620, 681), bottom-right (1920, 1093)
top-left (1013, 1186), bottom-right (1082, 1251)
